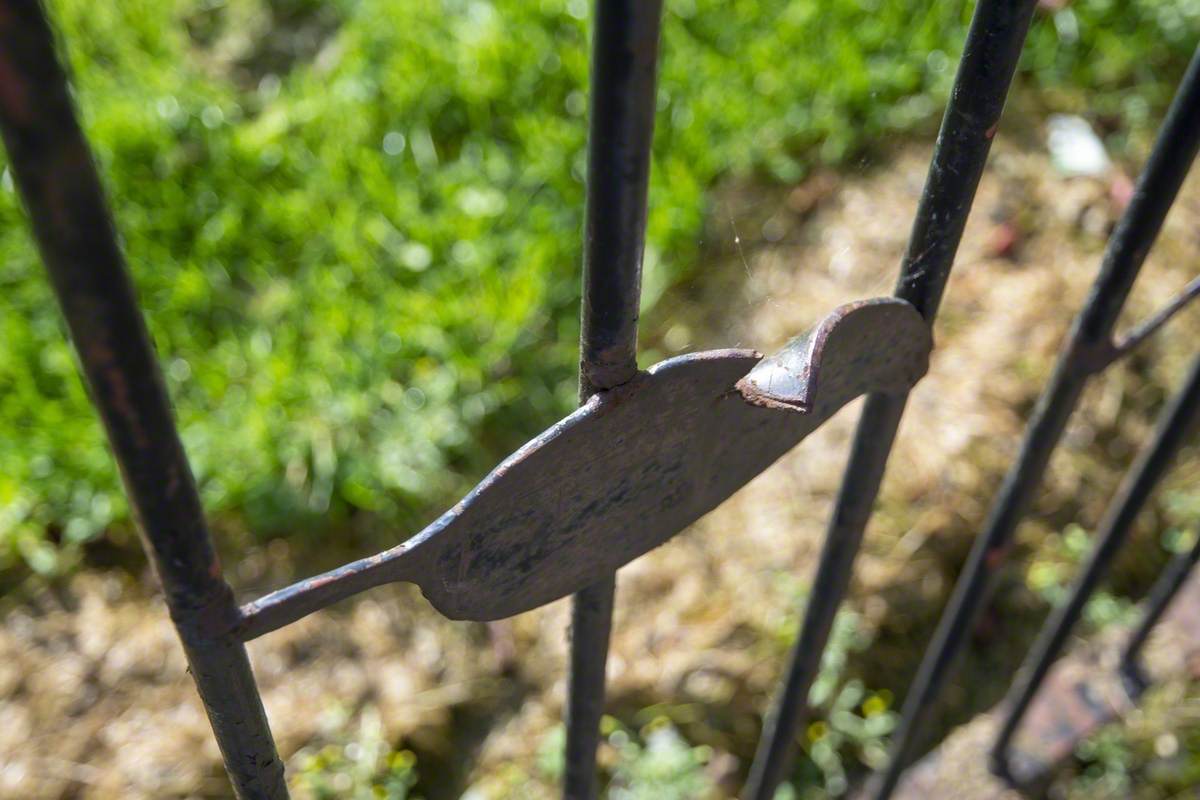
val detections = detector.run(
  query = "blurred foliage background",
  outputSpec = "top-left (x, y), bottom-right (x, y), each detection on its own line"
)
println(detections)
top-left (3, 0), bottom-right (1200, 577)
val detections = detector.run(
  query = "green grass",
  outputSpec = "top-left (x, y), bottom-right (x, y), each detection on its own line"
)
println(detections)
top-left (2, 0), bottom-right (1199, 574)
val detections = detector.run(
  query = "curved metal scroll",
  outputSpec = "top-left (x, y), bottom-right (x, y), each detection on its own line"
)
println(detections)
top-left (238, 298), bottom-right (931, 636)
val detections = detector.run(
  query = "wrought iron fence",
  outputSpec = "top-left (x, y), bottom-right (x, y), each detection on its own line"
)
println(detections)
top-left (2, 0), bottom-right (1199, 797)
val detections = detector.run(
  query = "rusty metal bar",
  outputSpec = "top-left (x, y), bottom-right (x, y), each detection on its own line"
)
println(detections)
top-left (1120, 529), bottom-right (1200, 693)
top-left (231, 301), bottom-right (928, 637)
top-left (237, 542), bottom-right (418, 641)
top-left (566, 1), bottom-right (663, 797)
top-left (0, 3), bottom-right (287, 798)
top-left (870, 42), bottom-right (1200, 800)
top-left (990, 351), bottom-right (1200, 782)
top-left (742, 3), bottom-right (1037, 797)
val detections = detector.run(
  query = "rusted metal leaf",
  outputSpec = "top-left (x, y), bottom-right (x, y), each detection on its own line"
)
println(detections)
top-left (239, 298), bottom-right (930, 635)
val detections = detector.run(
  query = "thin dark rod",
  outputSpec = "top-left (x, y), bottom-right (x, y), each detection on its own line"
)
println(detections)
top-left (870, 42), bottom-right (1200, 800)
top-left (744, 394), bottom-right (905, 800)
top-left (990, 352), bottom-right (1200, 780)
top-left (1110, 274), bottom-right (1200, 361)
top-left (742, 2), bottom-right (1037, 797)
top-left (565, 575), bottom-right (616, 799)
top-left (565, 1), bottom-right (664, 797)
top-left (1120, 529), bottom-right (1200, 692)
top-left (0, 2), bottom-right (287, 798)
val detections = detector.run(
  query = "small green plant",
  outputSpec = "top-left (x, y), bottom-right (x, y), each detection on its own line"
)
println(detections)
top-left (765, 583), bottom-right (897, 797)
top-left (798, 611), bottom-right (897, 798)
top-left (1071, 727), bottom-right (1135, 798)
top-left (604, 716), bottom-right (718, 800)
top-left (1026, 523), bottom-right (1138, 629)
top-left (291, 709), bottom-right (420, 800)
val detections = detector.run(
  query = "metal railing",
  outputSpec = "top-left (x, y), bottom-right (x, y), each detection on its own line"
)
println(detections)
top-left (2, 0), bottom-right (1199, 798)
top-left (872, 41), bottom-right (1200, 799)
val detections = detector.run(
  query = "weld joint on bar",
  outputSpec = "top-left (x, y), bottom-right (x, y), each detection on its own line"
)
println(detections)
top-left (1075, 338), bottom-right (1122, 375)
top-left (166, 580), bottom-right (246, 645)
top-left (1075, 276), bottom-right (1200, 376)
top-left (580, 358), bottom-right (641, 395)
top-left (1109, 275), bottom-right (1200, 364)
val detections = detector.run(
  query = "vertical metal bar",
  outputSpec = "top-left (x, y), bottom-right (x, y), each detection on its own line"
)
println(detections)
top-left (870, 42), bottom-right (1200, 800)
top-left (565, 576), bottom-right (616, 799)
top-left (742, 3), bottom-right (1037, 797)
top-left (745, 394), bottom-right (906, 800)
top-left (565, 2), bottom-right (663, 797)
top-left (0, 3), bottom-right (288, 798)
top-left (990, 353), bottom-right (1200, 779)
top-left (1120, 530), bottom-right (1200, 692)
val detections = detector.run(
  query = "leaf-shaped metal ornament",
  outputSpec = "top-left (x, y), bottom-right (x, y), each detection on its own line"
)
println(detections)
top-left (238, 298), bottom-right (931, 635)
